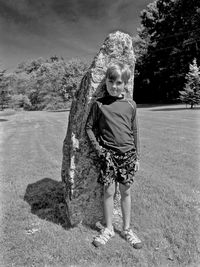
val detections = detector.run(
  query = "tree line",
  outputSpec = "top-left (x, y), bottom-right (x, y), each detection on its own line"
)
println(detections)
top-left (0, 0), bottom-right (200, 110)
top-left (0, 57), bottom-right (89, 110)
top-left (133, 0), bottom-right (200, 105)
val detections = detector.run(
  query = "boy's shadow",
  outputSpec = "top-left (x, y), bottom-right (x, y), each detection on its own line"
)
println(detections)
top-left (24, 177), bottom-right (71, 229)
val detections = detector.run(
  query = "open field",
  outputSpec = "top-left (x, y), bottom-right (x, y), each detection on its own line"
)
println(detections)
top-left (0, 105), bottom-right (200, 267)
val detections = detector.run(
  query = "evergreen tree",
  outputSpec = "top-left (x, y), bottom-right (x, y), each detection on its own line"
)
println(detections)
top-left (134, 0), bottom-right (200, 103)
top-left (179, 58), bottom-right (200, 108)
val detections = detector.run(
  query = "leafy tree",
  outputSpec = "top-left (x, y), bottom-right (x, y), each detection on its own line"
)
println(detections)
top-left (10, 72), bottom-right (30, 96)
top-left (0, 70), bottom-right (10, 110)
top-left (179, 58), bottom-right (200, 108)
top-left (28, 71), bottom-right (45, 109)
top-left (5, 72), bottom-right (33, 110)
top-left (62, 58), bottom-right (89, 100)
top-left (30, 60), bottom-right (67, 109)
top-left (5, 56), bottom-right (89, 110)
top-left (15, 58), bottom-right (46, 74)
top-left (10, 94), bottom-right (32, 110)
top-left (24, 58), bottom-right (89, 110)
top-left (50, 55), bottom-right (60, 62)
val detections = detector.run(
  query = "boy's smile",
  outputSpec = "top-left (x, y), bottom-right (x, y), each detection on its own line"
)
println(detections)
top-left (106, 76), bottom-right (125, 97)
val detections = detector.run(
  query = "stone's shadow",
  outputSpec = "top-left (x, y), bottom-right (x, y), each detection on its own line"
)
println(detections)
top-left (24, 177), bottom-right (71, 229)
top-left (0, 119), bottom-right (8, 122)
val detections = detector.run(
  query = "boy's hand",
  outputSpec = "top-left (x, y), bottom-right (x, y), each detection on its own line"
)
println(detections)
top-left (97, 146), bottom-right (106, 158)
top-left (134, 160), bottom-right (140, 172)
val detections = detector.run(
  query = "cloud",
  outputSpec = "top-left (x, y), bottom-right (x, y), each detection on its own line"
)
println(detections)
top-left (0, 0), bottom-right (134, 29)
top-left (0, 0), bottom-right (50, 36)
top-left (0, 0), bottom-right (152, 70)
top-left (0, 0), bottom-right (148, 40)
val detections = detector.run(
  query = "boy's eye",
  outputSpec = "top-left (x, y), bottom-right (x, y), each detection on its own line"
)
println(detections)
top-left (108, 80), bottom-right (123, 85)
top-left (117, 81), bottom-right (122, 85)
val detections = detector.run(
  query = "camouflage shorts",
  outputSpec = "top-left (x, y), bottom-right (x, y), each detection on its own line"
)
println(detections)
top-left (98, 148), bottom-right (137, 186)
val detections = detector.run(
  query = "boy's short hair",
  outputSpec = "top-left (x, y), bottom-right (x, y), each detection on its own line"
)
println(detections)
top-left (106, 63), bottom-right (131, 84)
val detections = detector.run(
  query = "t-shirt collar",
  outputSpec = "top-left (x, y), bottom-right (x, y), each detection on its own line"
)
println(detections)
top-left (108, 94), bottom-right (124, 100)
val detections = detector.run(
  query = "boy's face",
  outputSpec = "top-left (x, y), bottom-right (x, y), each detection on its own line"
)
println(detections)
top-left (106, 74), bottom-right (125, 97)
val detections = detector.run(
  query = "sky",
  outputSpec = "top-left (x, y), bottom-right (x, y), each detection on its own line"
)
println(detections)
top-left (0, 0), bottom-right (152, 71)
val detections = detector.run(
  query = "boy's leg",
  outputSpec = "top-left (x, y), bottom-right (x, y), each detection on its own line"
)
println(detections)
top-left (119, 182), bottom-right (142, 249)
top-left (92, 182), bottom-right (115, 247)
top-left (104, 182), bottom-right (115, 231)
top-left (119, 183), bottom-right (131, 230)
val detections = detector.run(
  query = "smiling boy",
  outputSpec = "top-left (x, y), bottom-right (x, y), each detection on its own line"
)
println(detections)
top-left (85, 62), bottom-right (142, 249)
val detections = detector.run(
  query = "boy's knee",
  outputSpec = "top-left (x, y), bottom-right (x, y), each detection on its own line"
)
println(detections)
top-left (119, 183), bottom-right (131, 198)
top-left (104, 183), bottom-right (115, 197)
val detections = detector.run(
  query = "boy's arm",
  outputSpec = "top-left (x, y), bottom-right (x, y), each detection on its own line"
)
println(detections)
top-left (132, 103), bottom-right (140, 161)
top-left (85, 102), bottom-right (103, 156)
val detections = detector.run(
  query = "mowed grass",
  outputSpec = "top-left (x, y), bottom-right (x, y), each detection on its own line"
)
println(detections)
top-left (0, 105), bottom-right (200, 267)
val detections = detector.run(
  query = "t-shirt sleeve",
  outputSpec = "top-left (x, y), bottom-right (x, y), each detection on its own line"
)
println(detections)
top-left (85, 101), bottom-right (102, 153)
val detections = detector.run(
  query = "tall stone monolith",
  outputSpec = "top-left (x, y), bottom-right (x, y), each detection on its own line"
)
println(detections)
top-left (61, 31), bottom-right (136, 226)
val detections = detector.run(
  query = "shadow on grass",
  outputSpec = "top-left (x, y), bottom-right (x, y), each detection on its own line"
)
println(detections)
top-left (137, 103), bottom-right (200, 110)
top-left (137, 103), bottom-right (167, 108)
top-left (0, 109), bottom-right (16, 116)
top-left (151, 107), bottom-right (200, 111)
top-left (0, 119), bottom-right (8, 122)
top-left (24, 177), bottom-right (71, 229)
top-left (47, 109), bottom-right (71, 112)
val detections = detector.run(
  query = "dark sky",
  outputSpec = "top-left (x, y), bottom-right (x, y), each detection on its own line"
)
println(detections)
top-left (0, 0), bottom-right (152, 71)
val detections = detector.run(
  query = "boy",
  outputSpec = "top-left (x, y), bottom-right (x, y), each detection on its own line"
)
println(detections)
top-left (85, 62), bottom-right (142, 249)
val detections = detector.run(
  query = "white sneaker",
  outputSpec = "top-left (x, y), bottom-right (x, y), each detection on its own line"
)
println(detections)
top-left (93, 227), bottom-right (115, 247)
top-left (121, 228), bottom-right (142, 249)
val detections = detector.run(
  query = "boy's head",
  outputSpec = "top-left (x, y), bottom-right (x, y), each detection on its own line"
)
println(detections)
top-left (105, 63), bottom-right (131, 97)
top-left (106, 63), bottom-right (131, 84)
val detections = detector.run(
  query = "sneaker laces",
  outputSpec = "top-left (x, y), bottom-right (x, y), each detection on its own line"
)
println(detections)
top-left (123, 229), bottom-right (141, 244)
top-left (94, 228), bottom-right (114, 245)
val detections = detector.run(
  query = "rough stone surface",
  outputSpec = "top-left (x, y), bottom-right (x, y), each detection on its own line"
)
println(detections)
top-left (61, 31), bottom-right (136, 226)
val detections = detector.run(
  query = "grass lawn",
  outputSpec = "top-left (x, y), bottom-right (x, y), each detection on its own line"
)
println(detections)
top-left (0, 104), bottom-right (200, 266)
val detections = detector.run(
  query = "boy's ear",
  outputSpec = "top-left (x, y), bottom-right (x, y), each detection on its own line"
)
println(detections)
top-left (124, 83), bottom-right (128, 90)
top-left (123, 84), bottom-right (129, 96)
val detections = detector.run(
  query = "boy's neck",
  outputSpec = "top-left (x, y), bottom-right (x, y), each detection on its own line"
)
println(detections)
top-left (108, 94), bottom-right (124, 99)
